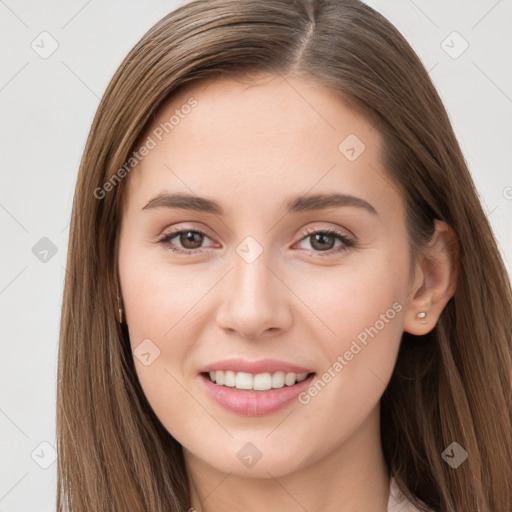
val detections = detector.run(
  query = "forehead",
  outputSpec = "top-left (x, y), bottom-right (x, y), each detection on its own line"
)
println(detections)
top-left (123, 74), bottom-right (403, 222)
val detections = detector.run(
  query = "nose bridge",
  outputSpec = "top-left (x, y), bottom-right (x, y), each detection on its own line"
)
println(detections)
top-left (215, 237), bottom-right (290, 338)
top-left (233, 243), bottom-right (273, 303)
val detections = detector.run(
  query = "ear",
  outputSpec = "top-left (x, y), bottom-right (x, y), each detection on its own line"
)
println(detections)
top-left (403, 220), bottom-right (458, 335)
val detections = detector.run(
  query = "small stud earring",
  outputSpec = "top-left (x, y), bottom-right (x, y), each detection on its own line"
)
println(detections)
top-left (417, 311), bottom-right (427, 324)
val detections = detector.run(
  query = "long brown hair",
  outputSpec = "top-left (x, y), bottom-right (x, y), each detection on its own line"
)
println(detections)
top-left (57, 0), bottom-right (512, 510)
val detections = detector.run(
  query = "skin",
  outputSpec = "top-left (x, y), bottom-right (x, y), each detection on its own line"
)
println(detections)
top-left (117, 74), bottom-right (457, 512)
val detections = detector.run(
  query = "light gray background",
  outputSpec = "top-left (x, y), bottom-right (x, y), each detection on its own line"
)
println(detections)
top-left (1, 1), bottom-right (510, 511)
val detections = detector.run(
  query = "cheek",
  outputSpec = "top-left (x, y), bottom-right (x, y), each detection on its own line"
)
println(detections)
top-left (286, 270), bottom-right (405, 459)
top-left (120, 245), bottom-right (208, 346)
top-left (293, 251), bottom-right (407, 397)
top-left (118, 244), bottom-right (220, 423)
top-left (296, 250), bottom-right (407, 349)
top-left (119, 256), bottom-right (207, 440)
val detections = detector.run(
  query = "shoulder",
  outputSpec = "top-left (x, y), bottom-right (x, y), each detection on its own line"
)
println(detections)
top-left (387, 476), bottom-right (438, 512)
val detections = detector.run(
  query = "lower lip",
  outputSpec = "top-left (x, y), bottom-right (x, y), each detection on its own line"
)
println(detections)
top-left (198, 373), bottom-right (316, 416)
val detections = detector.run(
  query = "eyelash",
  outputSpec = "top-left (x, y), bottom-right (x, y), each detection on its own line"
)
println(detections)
top-left (158, 226), bottom-right (355, 257)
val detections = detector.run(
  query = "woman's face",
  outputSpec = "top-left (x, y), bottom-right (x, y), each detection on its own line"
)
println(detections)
top-left (118, 74), bottom-right (416, 478)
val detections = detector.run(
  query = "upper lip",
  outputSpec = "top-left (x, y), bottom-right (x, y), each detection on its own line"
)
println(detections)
top-left (198, 357), bottom-right (314, 375)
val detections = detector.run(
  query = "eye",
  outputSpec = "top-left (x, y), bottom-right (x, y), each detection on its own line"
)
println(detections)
top-left (296, 227), bottom-right (355, 256)
top-left (158, 228), bottom-right (215, 254)
top-left (158, 226), bottom-right (355, 256)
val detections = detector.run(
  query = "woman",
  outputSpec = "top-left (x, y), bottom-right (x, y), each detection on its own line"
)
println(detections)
top-left (57, 0), bottom-right (512, 511)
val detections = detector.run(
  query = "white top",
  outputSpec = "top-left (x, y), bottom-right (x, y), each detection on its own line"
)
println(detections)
top-left (388, 477), bottom-right (433, 511)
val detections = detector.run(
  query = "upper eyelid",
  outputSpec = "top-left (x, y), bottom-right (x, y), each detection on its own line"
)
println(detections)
top-left (159, 225), bottom-right (215, 242)
top-left (159, 224), bottom-right (351, 240)
top-left (302, 226), bottom-right (351, 237)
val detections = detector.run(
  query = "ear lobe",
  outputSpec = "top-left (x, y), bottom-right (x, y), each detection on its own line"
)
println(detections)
top-left (403, 220), bottom-right (458, 335)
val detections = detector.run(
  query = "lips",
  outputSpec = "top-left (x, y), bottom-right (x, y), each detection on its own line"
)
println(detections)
top-left (197, 357), bottom-right (314, 375)
top-left (198, 372), bottom-right (316, 416)
top-left (197, 357), bottom-right (316, 416)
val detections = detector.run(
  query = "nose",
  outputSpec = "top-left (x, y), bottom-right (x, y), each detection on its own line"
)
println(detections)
top-left (215, 247), bottom-right (292, 340)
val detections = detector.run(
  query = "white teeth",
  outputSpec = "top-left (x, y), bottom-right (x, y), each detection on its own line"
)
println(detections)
top-left (284, 372), bottom-right (296, 386)
top-left (215, 371), bottom-right (226, 385)
top-left (235, 372), bottom-right (253, 390)
top-left (253, 373), bottom-right (272, 391)
top-left (207, 370), bottom-right (311, 390)
top-left (271, 371), bottom-right (285, 388)
top-left (224, 370), bottom-right (236, 387)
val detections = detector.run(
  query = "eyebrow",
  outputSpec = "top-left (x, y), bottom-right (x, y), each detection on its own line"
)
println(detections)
top-left (142, 191), bottom-right (378, 216)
